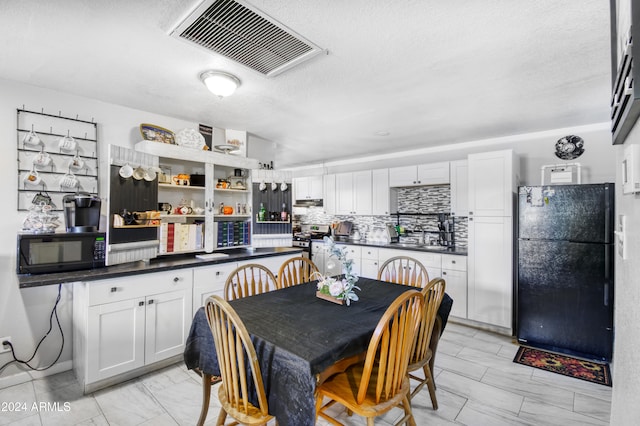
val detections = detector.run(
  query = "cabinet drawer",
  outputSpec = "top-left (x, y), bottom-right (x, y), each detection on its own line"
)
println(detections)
top-left (88, 270), bottom-right (193, 306)
top-left (442, 255), bottom-right (467, 272)
top-left (343, 245), bottom-right (362, 259)
top-left (193, 262), bottom-right (237, 289)
top-left (361, 247), bottom-right (379, 260)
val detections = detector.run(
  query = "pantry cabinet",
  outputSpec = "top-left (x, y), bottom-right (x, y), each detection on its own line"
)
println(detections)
top-left (468, 150), bottom-right (516, 217)
top-left (335, 171), bottom-right (372, 215)
top-left (389, 161), bottom-right (450, 187)
top-left (73, 269), bottom-right (192, 392)
top-left (467, 216), bottom-right (513, 329)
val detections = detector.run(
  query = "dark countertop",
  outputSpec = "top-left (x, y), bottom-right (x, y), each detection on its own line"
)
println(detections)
top-left (17, 247), bottom-right (303, 289)
top-left (330, 238), bottom-right (468, 256)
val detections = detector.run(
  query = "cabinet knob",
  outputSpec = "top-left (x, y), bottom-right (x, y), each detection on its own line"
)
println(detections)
top-left (452, 260), bottom-right (456, 264)
top-left (148, 299), bottom-right (154, 305)
top-left (417, 180), bottom-right (421, 184)
top-left (110, 287), bottom-right (117, 293)
top-left (139, 301), bottom-right (144, 306)
top-left (173, 277), bottom-right (180, 282)
top-left (216, 271), bottom-right (221, 276)
top-left (469, 211), bottom-right (473, 215)
top-left (443, 271), bottom-right (447, 275)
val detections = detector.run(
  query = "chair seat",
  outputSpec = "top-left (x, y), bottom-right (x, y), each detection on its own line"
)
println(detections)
top-left (408, 348), bottom-right (432, 372)
top-left (318, 363), bottom-right (411, 417)
top-left (218, 386), bottom-right (274, 425)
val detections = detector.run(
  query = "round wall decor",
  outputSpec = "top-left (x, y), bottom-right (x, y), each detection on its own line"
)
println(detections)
top-left (555, 135), bottom-right (585, 160)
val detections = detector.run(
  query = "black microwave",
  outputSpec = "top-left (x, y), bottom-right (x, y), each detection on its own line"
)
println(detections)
top-left (17, 232), bottom-right (106, 275)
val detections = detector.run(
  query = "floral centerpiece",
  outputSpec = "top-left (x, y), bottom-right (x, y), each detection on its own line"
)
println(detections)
top-left (314, 236), bottom-right (360, 306)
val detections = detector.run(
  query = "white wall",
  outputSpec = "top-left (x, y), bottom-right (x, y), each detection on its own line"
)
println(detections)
top-left (0, 78), bottom-right (200, 386)
top-left (610, 130), bottom-right (640, 425)
top-left (290, 123), bottom-right (616, 186)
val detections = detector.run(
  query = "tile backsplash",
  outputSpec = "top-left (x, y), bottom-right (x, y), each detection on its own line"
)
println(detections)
top-left (294, 185), bottom-right (468, 248)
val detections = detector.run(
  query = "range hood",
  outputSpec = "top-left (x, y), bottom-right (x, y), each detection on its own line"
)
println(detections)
top-left (293, 199), bottom-right (323, 207)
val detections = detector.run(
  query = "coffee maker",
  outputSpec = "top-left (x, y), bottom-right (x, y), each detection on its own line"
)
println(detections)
top-left (63, 193), bottom-right (101, 233)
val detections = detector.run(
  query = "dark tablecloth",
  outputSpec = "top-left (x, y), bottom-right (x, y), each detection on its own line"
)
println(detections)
top-left (184, 278), bottom-right (453, 426)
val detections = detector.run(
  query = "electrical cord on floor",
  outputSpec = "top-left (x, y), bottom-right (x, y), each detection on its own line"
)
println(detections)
top-left (0, 283), bottom-right (64, 373)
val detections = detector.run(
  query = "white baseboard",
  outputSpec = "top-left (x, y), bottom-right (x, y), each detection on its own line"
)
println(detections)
top-left (0, 360), bottom-right (73, 390)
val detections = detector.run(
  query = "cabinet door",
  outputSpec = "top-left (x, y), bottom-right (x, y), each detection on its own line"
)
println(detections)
top-left (323, 174), bottom-right (336, 215)
top-left (353, 170), bottom-right (372, 215)
top-left (468, 216), bottom-right (513, 329)
top-left (361, 258), bottom-right (379, 279)
top-left (311, 248), bottom-right (326, 275)
top-left (371, 169), bottom-right (390, 215)
top-left (87, 299), bottom-right (145, 382)
top-left (294, 176), bottom-right (323, 200)
top-left (468, 150), bottom-right (515, 217)
top-left (450, 160), bottom-right (468, 217)
top-left (193, 262), bottom-right (238, 312)
top-left (335, 172), bottom-right (355, 215)
top-left (389, 166), bottom-right (417, 187)
top-left (417, 162), bottom-right (450, 185)
top-left (145, 288), bottom-right (192, 364)
top-left (442, 269), bottom-right (467, 318)
top-left (308, 176), bottom-right (323, 199)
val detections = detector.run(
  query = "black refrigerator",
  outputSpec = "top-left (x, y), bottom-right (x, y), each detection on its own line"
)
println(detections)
top-left (516, 183), bottom-right (614, 361)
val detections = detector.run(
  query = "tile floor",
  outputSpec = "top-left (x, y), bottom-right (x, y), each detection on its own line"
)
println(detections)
top-left (0, 322), bottom-right (611, 425)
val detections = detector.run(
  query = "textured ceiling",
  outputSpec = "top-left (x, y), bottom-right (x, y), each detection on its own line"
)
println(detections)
top-left (0, 0), bottom-right (612, 167)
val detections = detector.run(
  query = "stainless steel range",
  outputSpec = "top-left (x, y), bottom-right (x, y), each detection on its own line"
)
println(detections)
top-left (292, 224), bottom-right (331, 257)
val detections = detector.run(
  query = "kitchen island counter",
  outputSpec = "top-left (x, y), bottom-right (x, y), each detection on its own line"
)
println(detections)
top-left (18, 247), bottom-right (303, 288)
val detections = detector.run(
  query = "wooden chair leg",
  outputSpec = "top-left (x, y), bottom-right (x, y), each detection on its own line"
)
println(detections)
top-left (424, 365), bottom-right (438, 410)
top-left (215, 408), bottom-right (228, 426)
top-left (197, 373), bottom-right (212, 426)
top-left (402, 395), bottom-right (417, 426)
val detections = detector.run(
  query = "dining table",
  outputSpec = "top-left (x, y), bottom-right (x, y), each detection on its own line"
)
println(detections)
top-left (184, 277), bottom-right (452, 426)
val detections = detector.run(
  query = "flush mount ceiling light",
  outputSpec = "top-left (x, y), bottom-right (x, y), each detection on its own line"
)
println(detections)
top-left (200, 70), bottom-right (241, 97)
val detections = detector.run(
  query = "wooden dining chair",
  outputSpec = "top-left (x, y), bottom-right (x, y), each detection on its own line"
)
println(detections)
top-left (277, 256), bottom-right (320, 289)
top-left (377, 256), bottom-right (430, 288)
top-left (198, 295), bottom-right (273, 426)
top-left (224, 263), bottom-right (278, 301)
top-left (315, 289), bottom-right (424, 426)
top-left (407, 277), bottom-right (446, 409)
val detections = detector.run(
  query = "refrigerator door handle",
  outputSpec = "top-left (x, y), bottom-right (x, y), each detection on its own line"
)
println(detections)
top-left (604, 283), bottom-right (610, 307)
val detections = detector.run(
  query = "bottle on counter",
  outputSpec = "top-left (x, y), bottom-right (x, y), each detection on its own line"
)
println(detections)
top-left (281, 203), bottom-right (288, 221)
top-left (219, 202), bottom-right (224, 214)
top-left (258, 202), bottom-right (266, 221)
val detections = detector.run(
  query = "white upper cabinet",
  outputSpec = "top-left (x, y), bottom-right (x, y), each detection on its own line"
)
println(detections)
top-left (468, 150), bottom-right (516, 217)
top-left (323, 174), bottom-right (336, 215)
top-left (294, 176), bottom-right (323, 200)
top-left (336, 171), bottom-right (372, 215)
top-left (450, 159), bottom-right (468, 217)
top-left (389, 161), bottom-right (450, 187)
top-left (371, 168), bottom-right (390, 215)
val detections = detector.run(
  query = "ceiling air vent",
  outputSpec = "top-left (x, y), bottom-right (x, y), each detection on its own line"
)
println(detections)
top-left (170, 0), bottom-right (324, 77)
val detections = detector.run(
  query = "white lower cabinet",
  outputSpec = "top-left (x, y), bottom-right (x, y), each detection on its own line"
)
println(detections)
top-left (192, 262), bottom-right (238, 312)
top-left (342, 245), bottom-right (362, 276)
top-left (360, 247), bottom-right (379, 279)
top-left (378, 249), bottom-right (442, 281)
top-left (73, 269), bottom-right (193, 392)
top-left (441, 254), bottom-right (467, 319)
top-left (467, 216), bottom-right (513, 329)
top-left (237, 253), bottom-right (299, 281)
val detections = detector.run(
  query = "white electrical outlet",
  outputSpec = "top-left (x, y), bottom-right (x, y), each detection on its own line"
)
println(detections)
top-left (0, 336), bottom-right (11, 354)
